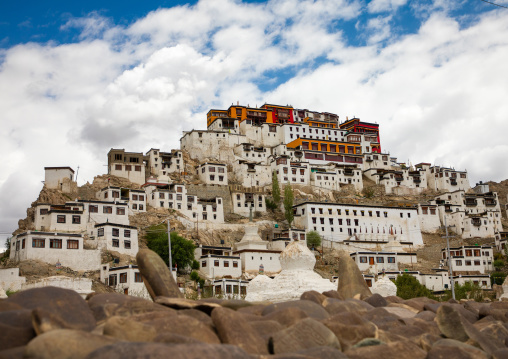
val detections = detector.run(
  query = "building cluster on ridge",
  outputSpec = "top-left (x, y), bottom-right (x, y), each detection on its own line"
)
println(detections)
top-left (3, 102), bottom-right (507, 297)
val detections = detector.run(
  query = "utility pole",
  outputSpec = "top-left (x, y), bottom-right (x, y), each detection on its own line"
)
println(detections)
top-left (443, 217), bottom-right (456, 300)
top-left (167, 219), bottom-right (172, 271)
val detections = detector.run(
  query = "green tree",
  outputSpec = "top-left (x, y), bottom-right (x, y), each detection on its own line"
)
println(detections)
top-left (1, 237), bottom-right (11, 263)
top-left (283, 182), bottom-right (294, 225)
top-left (306, 231), bottom-right (322, 249)
top-left (145, 224), bottom-right (196, 273)
top-left (394, 273), bottom-right (436, 300)
top-left (272, 171), bottom-right (281, 205)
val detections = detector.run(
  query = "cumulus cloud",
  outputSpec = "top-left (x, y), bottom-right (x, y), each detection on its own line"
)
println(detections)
top-left (1, 0), bottom-right (507, 247)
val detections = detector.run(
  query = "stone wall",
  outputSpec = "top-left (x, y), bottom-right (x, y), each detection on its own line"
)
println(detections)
top-left (186, 184), bottom-right (233, 217)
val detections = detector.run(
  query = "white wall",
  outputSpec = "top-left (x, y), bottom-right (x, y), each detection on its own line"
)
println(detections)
top-left (0, 268), bottom-right (26, 291)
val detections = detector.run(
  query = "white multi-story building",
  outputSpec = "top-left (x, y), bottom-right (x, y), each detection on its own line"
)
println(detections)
top-left (271, 156), bottom-right (309, 186)
top-left (310, 170), bottom-right (339, 191)
top-left (144, 183), bottom-right (224, 223)
top-left (100, 264), bottom-right (150, 298)
top-left (96, 187), bottom-right (146, 213)
top-left (180, 130), bottom-right (245, 163)
top-left (44, 167), bottom-right (76, 192)
top-left (91, 223), bottom-right (139, 257)
top-left (293, 202), bottom-right (424, 246)
top-left (233, 143), bottom-right (270, 162)
top-left (231, 190), bottom-right (266, 217)
top-left (415, 163), bottom-right (470, 192)
top-left (431, 190), bottom-right (502, 238)
top-left (350, 250), bottom-right (417, 272)
top-left (196, 162), bottom-right (228, 186)
top-left (107, 149), bottom-right (147, 185)
top-left (211, 278), bottom-right (248, 298)
top-left (194, 245), bottom-right (242, 279)
top-left (495, 231), bottom-right (508, 252)
top-left (417, 204), bottom-right (441, 233)
top-left (145, 148), bottom-right (183, 183)
top-left (441, 245), bottom-right (494, 274)
top-left (231, 160), bottom-right (272, 188)
top-left (9, 231), bottom-right (100, 271)
top-left (334, 165), bottom-right (363, 190)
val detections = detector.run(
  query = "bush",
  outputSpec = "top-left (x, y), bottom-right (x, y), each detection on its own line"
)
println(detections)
top-left (394, 273), bottom-right (436, 300)
top-left (444, 281), bottom-right (484, 302)
top-left (306, 231), bottom-right (322, 249)
top-left (494, 252), bottom-right (504, 261)
top-left (191, 260), bottom-right (200, 270)
top-left (265, 198), bottom-right (278, 211)
top-left (494, 259), bottom-right (504, 269)
top-left (190, 271), bottom-right (200, 281)
top-left (491, 272), bottom-right (507, 285)
top-left (145, 225), bottom-right (196, 273)
top-left (362, 186), bottom-right (375, 198)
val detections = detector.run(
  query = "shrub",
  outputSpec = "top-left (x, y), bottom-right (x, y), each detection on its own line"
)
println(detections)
top-left (394, 273), bottom-right (436, 300)
top-left (265, 198), bottom-right (278, 211)
top-left (306, 231), bottom-right (322, 249)
top-left (494, 259), bottom-right (504, 269)
top-left (191, 260), bottom-right (200, 270)
top-left (491, 272), bottom-right (507, 285)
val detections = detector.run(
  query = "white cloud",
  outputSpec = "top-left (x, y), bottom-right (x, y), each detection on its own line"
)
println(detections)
top-left (368, 0), bottom-right (407, 13)
top-left (0, 0), bottom-right (507, 246)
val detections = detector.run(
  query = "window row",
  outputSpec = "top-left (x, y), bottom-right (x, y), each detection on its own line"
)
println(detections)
top-left (359, 256), bottom-right (396, 264)
top-left (202, 260), bottom-right (239, 268)
top-left (114, 164), bottom-right (142, 172)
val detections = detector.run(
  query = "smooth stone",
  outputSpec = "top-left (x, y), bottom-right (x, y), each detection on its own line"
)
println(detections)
top-left (0, 346), bottom-right (25, 359)
top-left (337, 253), bottom-right (372, 300)
top-left (388, 325), bottom-right (426, 345)
top-left (237, 304), bottom-right (267, 316)
top-left (212, 306), bottom-right (268, 355)
top-left (427, 339), bottom-right (489, 359)
top-left (263, 307), bottom-right (309, 327)
top-left (479, 303), bottom-right (508, 322)
top-left (400, 317), bottom-right (442, 337)
top-left (435, 305), bottom-right (504, 355)
top-left (154, 296), bottom-right (220, 315)
top-left (300, 290), bottom-right (327, 305)
top-left (104, 313), bottom-right (220, 344)
top-left (322, 290), bottom-right (344, 300)
top-left (270, 318), bottom-right (341, 354)
top-left (364, 293), bottom-right (387, 308)
top-left (0, 301), bottom-right (23, 312)
top-left (249, 320), bottom-right (284, 341)
top-left (136, 249), bottom-right (183, 299)
top-left (0, 323), bottom-right (35, 351)
top-left (352, 338), bottom-right (383, 348)
top-left (322, 311), bottom-right (378, 351)
top-left (323, 298), bottom-right (374, 316)
top-left (478, 321), bottom-right (508, 344)
top-left (493, 348), bottom-right (508, 359)
top-left (179, 309), bottom-right (214, 328)
top-left (88, 293), bottom-right (174, 322)
top-left (220, 299), bottom-right (257, 311)
top-left (153, 333), bottom-right (203, 345)
top-left (383, 306), bottom-right (417, 319)
top-left (5, 287), bottom-right (95, 332)
top-left (262, 300), bottom-right (329, 321)
top-left (294, 346), bottom-right (348, 359)
top-left (345, 340), bottom-right (427, 359)
top-left (363, 307), bottom-right (403, 331)
top-left (385, 295), bottom-right (404, 304)
top-left (24, 329), bottom-right (121, 359)
top-left (84, 342), bottom-right (253, 359)
top-left (415, 310), bottom-right (436, 321)
top-left (419, 333), bottom-right (443, 352)
top-left (403, 297), bottom-right (438, 312)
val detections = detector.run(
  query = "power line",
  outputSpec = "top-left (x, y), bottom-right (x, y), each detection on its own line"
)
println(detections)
top-left (478, 0), bottom-right (508, 9)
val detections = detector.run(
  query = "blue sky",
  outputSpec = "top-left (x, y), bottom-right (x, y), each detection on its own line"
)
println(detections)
top-left (1, 0), bottom-right (508, 245)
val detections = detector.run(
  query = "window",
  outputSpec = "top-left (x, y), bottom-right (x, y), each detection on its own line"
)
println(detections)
top-left (376, 211), bottom-right (380, 217)
top-left (132, 204), bottom-right (137, 210)
top-left (108, 275), bottom-right (117, 286)
top-left (224, 261), bottom-right (229, 267)
top-left (233, 261), bottom-right (238, 268)
top-left (103, 206), bottom-right (113, 214)
top-left (112, 239), bottom-right (119, 247)
top-left (135, 166), bottom-right (141, 172)
top-left (67, 240), bottom-right (79, 249)
top-left (214, 260), bottom-right (220, 267)
top-left (407, 213), bottom-right (411, 218)
top-left (376, 257), bottom-right (384, 263)
top-left (40, 208), bottom-right (48, 215)
top-left (115, 164), bottom-right (122, 171)
top-left (135, 273), bottom-right (143, 282)
top-left (120, 273), bottom-right (127, 283)
top-left (112, 228), bottom-right (120, 237)
top-left (117, 207), bottom-right (126, 215)
top-left (32, 238), bottom-right (45, 248)
top-left (89, 205), bottom-right (98, 213)
top-left (50, 239), bottom-right (62, 249)
top-left (388, 257), bottom-right (395, 263)
top-left (98, 228), bottom-right (104, 237)
top-left (139, 204), bottom-right (144, 210)
top-left (456, 260), bottom-right (462, 266)
top-left (72, 215), bottom-right (81, 224)
top-left (125, 165), bottom-right (132, 171)
top-left (360, 257), bottom-right (367, 263)
top-left (57, 215), bottom-right (66, 223)
top-left (124, 241), bottom-right (131, 249)
top-left (465, 250), bottom-right (472, 257)
top-left (465, 260), bottom-right (472, 266)
top-left (383, 212), bottom-right (387, 218)
top-left (139, 195), bottom-right (144, 201)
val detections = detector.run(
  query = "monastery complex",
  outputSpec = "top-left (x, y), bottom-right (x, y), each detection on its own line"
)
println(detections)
top-left (2, 102), bottom-right (507, 298)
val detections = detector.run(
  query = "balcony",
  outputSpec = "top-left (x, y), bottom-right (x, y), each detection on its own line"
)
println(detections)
top-left (366, 157), bottom-right (373, 162)
top-left (445, 206), bottom-right (453, 213)
top-left (465, 199), bottom-right (477, 206)
top-left (485, 198), bottom-right (497, 206)
top-left (472, 218), bottom-right (482, 227)
top-left (344, 170), bottom-right (354, 176)
top-left (450, 179), bottom-right (457, 186)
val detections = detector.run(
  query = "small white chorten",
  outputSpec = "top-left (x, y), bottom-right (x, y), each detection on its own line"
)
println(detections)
top-left (245, 241), bottom-right (335, 303)
top-left (371, 275), bottom-right (397, 297)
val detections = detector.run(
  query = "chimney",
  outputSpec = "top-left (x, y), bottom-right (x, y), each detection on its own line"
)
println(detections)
top-left (237, 101), bottom-right (239, 106)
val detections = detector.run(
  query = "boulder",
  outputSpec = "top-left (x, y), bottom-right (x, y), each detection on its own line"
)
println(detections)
top-left (136, 249), bottom-right (183, 299)
top-left (364, 293), bottom-right (387, 308)
top-left (345, 340), bottom-right (427, 359)
top-left (322, 311), bottom-right (378, 351)
top-left (427, 339), bottom-right (489, 359)
top-left (270, 318), bottom-right (341, 354)
top-left (337, 253), bottom-right (371, 299)
top-left (262, 300), bottom-right (329, 321)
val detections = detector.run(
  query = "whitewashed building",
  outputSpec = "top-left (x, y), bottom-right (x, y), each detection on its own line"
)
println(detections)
top-left (44, 167), bottom-right (76, 192)
top-left (100, 264), bottom-right (150, 298)
top-left (96, 187), bottom-right (146, 213)
top-left (495, 231), bottom-right (508, 252)
top-left (232, 160), bottom-right (272, 188)
top-left (144, 183), bottom-right (224, 223)
top-left (91, 223), bottom-right (139, 257)
top-left (271, 156), bottom-right (310, 186)
top-left (293, 202), bottom-right (424, 247)
top-left (441, 245), bottom-right (494, 274)
top-left (194, 245), bottom-right (242, 279)
top-left (196, 162), bottom-right (228, 186)
top-left (416, 164), bottom-right (470, 192)
top-left (145, 148), bottom-right (183, 183)
top-left (417, 204), bottom-right (441, 233)
top-left (350, 251), bottom-right (417, 272)
top-left (211, 278), bottom-right (248, 298)
top-left (9, 231), bottom-right (100, 271)
top-left (0, 268), bottom-right (26, 292)
top-left (107, 149), bottom-right (147, 185)
top-left (231, 190), bottom-right (266, 217)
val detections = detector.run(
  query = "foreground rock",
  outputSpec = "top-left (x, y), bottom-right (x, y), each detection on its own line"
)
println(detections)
top-left (2, 286), bottom-right (507, 358)
top-left (336, 253), bottom-right (372, 300)
top-left (136, 249), bottom-right (183, 299)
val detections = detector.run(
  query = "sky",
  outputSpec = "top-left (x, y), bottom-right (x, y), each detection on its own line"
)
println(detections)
top-left (1, 0), bottom-right (508, 247)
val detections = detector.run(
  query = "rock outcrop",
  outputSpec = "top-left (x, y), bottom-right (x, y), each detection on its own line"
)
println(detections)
top-left (337, 252), bottom-right (372, 299)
